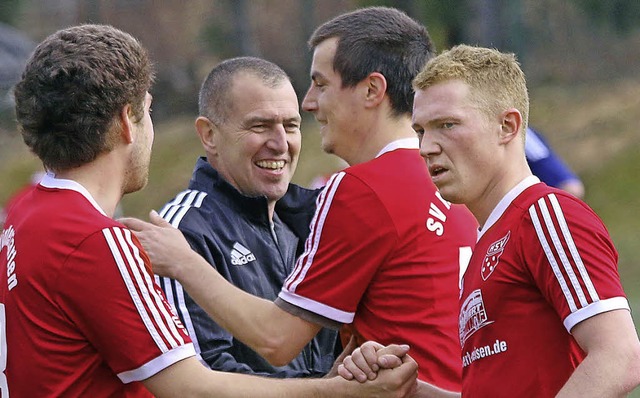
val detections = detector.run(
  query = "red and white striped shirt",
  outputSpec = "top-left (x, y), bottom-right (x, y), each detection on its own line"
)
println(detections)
top-left (0, 174), bottom-right (194, 397)
top-left (459, 176), bottom-right (628, 397)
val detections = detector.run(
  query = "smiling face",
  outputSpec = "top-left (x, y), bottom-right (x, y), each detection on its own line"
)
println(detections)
top-left (302, 37), bottom-right (362, 163)
top-left (207, 73), bottom-right (301, 206)
top-left (413, 79), bottom-right (503, 209)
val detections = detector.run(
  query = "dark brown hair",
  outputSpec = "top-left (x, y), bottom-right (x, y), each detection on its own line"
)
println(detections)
top-left (14, 24), bottom-right (154, 172)
top-left (309, 6), bottom-right (435, 117)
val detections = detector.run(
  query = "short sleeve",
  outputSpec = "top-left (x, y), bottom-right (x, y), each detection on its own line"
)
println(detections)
top-left (56, 226), bottom-right (194, 382)
top-left (280, 172), bottom-right (397, 324)
top-left (521, 192), bottom-right (628, 332)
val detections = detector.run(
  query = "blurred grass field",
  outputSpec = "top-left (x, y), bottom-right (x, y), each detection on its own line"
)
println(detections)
top-left (1, 80), bottom-right (639, 395)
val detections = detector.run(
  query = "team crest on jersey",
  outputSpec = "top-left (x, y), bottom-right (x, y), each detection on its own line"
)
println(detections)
top-left (481, 231), bottom-right (511, 281)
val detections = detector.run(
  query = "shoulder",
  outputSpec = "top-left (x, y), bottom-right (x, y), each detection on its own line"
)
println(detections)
top-left (277, 183), bottom-right (322, 213)
top-left (519, 185), bottom-right (597, 222)
top-left (347, 150), bottom-right (429, 192)
top-left (321, 171), bottom-right (379, 206)
top-left (514, 186), bottom-right (612, 251)
top-left (158, 188), bottom-right (212, 228)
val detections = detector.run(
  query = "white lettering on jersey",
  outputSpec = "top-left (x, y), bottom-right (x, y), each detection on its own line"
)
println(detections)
top-left (425, 192), bottom-right (452, 236)
top-left (459, 289), bottom-right (493, 346)
top-left (1, 226), bottom-right (17, 291)
top-left (462, 338), bottom-right (509, 367)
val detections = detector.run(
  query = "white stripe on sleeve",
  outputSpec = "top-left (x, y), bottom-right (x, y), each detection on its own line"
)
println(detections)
top-left (102, 227), bottom-right (183, 351)
top-left (529, 193), bottom-right (598, 313)
top-left (548, 194), bottom-right (599, 301)
top-left (537, 197), bottom-right (588, 307)
top-left (285, 172), bottom-right (346, 292)
top-left (529, 204), bottom-right (578, 312)
top-left (121, 228), bottom-right (185, 346)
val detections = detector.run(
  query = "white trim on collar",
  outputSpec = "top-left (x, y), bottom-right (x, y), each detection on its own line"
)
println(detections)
top-left (375, 137), bottom-right (419, 158)
top-left (39, 172), bottom-right (108, 216)
top-left (478, 175), bottom-right (540, 239)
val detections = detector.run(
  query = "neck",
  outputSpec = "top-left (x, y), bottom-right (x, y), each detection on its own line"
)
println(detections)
top-left (470, 161), bottom-right (533, 228)
top-left (267, 201), bottom-right (276, 222)
top-left (53, 153), bottom-right (125, 218)
top-left (346, 113), bottom-right (416, 165)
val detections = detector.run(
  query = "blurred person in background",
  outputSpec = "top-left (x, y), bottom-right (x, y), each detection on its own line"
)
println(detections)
top-left (155, 56), bottom-right (338, 378)
top-left (0, 23), bottom-right (417, 398)
top-left (525, 126), bottom-right (585, 198)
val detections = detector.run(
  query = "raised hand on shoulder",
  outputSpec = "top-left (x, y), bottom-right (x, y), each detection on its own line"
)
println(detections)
top-left (120, 210), bottom-right (201, 280)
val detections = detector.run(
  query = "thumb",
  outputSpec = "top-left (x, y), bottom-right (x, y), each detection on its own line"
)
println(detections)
top-left (149, 210), bottom-right (172, 228)
top-left (119, 216), bottom-right (148, 232)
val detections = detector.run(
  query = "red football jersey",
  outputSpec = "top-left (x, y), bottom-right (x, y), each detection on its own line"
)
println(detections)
top-left (0, 174), bottom-right (195, 397)
top-left (460, 176), bottom-right (628, 397)
top-left (279, 140), bottom-right (478, 390)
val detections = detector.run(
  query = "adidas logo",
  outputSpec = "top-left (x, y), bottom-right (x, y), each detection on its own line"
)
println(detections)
top-left (230, 242), bottom-right (256, 266)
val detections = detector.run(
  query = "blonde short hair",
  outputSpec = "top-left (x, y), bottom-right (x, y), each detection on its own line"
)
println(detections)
top-left (413, 44), bottom-right (529, 133)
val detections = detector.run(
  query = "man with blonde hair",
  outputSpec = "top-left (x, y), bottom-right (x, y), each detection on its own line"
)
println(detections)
top-left (342, 44), bottom-right (640, 397)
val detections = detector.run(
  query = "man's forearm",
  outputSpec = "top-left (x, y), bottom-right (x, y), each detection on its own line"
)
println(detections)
top-left (175, 250), bottom-right (318, 365)
top-left (148, 344), bottom-right (418, 398)
top-left (557, 310), bottom-right (640, 397)
top-left (555, 354), bottom-right (639, 397)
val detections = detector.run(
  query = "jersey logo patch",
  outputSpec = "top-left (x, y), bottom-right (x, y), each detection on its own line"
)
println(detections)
top-left (481, 231), bottom-right (510, 281)
top-left (230, 242), bottom-right (256, 266)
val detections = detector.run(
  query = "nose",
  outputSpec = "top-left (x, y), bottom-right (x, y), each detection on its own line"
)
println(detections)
top-left (418, 132), bottom-right (441, 160)
top-left (266, 125), bottom-right (288, 154)
top-left (301, 86), bottom-right (317, 113)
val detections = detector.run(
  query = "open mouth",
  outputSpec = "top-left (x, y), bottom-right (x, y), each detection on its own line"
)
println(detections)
top-left (429, 165), bottom-right (448, 177)
top-left (256, 160), bottom-right (285, 171)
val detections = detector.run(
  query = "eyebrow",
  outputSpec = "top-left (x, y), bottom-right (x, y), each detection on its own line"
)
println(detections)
top-left (246, 115), bottom-right (302, 125)
top-left (426, 116), bottom-right (458, 126)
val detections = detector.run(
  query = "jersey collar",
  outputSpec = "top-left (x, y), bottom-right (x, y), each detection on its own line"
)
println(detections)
top-left (39, 172), bottom-right (108, 216)
top-left (375, 137), bottom-right (419, 158)
top-left (478, 175), bottom-right (540, 239)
